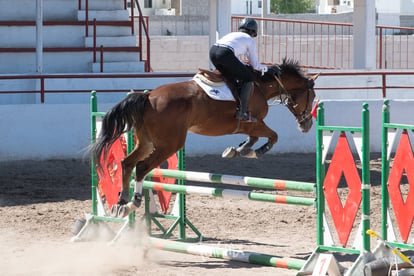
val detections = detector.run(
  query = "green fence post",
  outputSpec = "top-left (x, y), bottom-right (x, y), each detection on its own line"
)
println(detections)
top-left (127, 129), bottom-right (136, 227)
top-left (178, 147), bottom-right (186, 240)
top-left (316, 101), bottom-right (325, 247)
top-left (361, 103), bottom-right (370, 252)
top-left (381, 99), bottom-right (390, 240)
top-left (90, 91), bottom-right (98, 216)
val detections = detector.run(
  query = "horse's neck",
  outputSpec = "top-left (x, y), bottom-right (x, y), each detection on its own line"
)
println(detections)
top-left (259, 82), bottom-right (283, 101)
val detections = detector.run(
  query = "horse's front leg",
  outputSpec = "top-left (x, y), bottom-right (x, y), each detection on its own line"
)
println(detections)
top-left (110, 140), bottom-right (154, 218)
top-left (111, 160), bottom-right (149, 218)
top-left (109, 158), bottom-right (136, 218)
top-left (117, 177), bottom-right (146, 218)
top-left (253, 124), bottom-right (278, 158)
top-left (255, 141), bottom-right (274, 157)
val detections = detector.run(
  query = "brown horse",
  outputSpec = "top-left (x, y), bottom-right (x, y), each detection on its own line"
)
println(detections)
top-left (91, 59), bottom-right (318, 218)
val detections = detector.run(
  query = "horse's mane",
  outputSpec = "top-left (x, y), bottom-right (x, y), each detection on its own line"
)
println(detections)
top-left (260, 58), bottom-right (305, 82)
top-left (279, 58), bottom-right (305, 77)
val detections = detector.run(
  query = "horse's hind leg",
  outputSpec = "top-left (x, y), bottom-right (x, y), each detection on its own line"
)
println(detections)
top-left (237, 136), bottom-right (258, 157)
top-left (222, 136), bottom-right (258, 158)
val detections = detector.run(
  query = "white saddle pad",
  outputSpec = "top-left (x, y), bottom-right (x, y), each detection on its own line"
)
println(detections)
top-left (193, 77), bottom-right (235, 102)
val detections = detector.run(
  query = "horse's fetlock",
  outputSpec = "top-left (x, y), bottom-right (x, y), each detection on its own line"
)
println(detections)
top-left (132, 192), bottom-right (142, 208)
top-left (118, 198), bottom-right (128, 205)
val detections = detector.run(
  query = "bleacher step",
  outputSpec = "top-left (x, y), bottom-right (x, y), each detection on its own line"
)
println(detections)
top-left (90, 61), bottom-right (145, 73)
top-left (78, 10), bottom-right (129, 21)
top-left (85, 35), bottom-right (137, 47)
top-left (94, 51), bottom-right (141, 62)
top-left (79, 0), bottom-right (124, 11)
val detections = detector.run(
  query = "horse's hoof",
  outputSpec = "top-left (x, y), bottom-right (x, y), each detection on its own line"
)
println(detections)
top-left (110, 204), bottom-right (120, 217)
top-left (110, 204), bottom-right (130, 218)
top-left (222, 147), bottom-right (238, 158)
top-left (117, 205), bottom-right (129, 218)
top-left (240, 149), bottom-right (258, 159)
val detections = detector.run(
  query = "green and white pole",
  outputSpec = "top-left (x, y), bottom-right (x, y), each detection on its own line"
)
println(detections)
top-left (150, 237), bottom-right (306, 270)
top-left (143, 181), bottom-right (315, 206)
top-left (148, 169), bottom-right (315, 192)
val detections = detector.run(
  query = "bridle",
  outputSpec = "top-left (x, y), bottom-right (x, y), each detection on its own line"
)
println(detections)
top-left (273, 75), bottom-right (314, 125)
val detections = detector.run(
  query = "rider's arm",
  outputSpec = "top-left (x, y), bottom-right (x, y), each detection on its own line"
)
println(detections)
top-left (247, 38), bottom-right (267, 74)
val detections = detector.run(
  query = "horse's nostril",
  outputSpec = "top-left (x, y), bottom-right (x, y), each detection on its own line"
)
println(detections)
top-left (299, 118), bottom-right (313, 133)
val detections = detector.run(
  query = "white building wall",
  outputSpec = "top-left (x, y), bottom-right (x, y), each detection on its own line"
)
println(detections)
top-left (150, 36), bottom-right (209, 71)
top-left (375, 0), bottom-right (414, 15)
top-left (401, 0), bottom-right (414, 14)
top-left (375, 0), bottom-right (401, 26)
top-left (231, 0), bottom-right (268, 15)
top-left (375, 0), bottom-right (401, 14)
top-left (180, 0), bottom-right (208, 16)
top-left (137, 0), bottom-right (174, 15)
top-left (374, 0), bottom-right (414, 27)
top-left (318, 0), bottom-right (414, 19)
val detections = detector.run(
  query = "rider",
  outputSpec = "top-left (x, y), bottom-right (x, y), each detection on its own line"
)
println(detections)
top-left (209, 17), bottom-right (268, 122)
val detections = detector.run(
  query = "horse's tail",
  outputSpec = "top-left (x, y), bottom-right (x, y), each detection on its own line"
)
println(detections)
top-left (91, 92), bottom-right (149, 170)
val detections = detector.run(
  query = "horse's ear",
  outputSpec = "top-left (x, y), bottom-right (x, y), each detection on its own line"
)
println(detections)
top-left (309, 73), bottom-right (320, 81)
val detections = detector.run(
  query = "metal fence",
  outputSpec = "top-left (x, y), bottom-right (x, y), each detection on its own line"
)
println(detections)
top-left (232, 16), bottom-right (414, 70)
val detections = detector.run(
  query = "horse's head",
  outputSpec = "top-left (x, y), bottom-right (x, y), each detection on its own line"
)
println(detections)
top-left (262, 59), bottom-right (318, 133)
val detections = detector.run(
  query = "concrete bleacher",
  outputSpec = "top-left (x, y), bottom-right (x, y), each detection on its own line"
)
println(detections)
top-left (0, 0), bottom-right (145, 74)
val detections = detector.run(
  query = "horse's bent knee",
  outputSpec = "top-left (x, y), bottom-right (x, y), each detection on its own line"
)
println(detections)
top-left (270, 134), bottom-right (278, 145)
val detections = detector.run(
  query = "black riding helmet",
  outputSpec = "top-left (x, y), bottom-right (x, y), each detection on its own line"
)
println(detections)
top-left (239, 17), bottom-right (258, 37)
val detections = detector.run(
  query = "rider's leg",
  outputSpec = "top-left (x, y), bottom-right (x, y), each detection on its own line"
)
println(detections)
top-left (236, 81), bottom-right (256, 122)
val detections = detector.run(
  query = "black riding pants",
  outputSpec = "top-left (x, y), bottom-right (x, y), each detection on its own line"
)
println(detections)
top-left (209, 45), bottom-right (254, 85)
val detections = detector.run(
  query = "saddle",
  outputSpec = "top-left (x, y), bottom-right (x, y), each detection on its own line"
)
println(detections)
top-left (196, 68), bottom-right (240, 101)
top-left (197, 69), bottom-right (225, 85)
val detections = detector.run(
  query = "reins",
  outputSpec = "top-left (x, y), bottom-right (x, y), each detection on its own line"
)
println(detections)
top-left (272, 74), bottom-right (312, 124)
top-left (232, 65), bottom-right (313, 134)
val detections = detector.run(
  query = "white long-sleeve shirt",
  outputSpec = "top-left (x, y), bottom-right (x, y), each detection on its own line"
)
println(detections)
top-left (216, 31), bottom-right (267, 72)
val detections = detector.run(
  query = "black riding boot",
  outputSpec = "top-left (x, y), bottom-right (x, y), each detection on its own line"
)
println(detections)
top-left (236, 82), bottom-right (256, 122)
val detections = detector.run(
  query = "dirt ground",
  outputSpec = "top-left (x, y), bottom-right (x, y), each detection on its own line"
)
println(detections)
top-left (0, 152), bottom-right (391, 275)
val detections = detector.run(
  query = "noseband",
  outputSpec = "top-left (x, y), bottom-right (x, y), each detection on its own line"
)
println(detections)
top-left (274, 76), bottom-right (314, 124)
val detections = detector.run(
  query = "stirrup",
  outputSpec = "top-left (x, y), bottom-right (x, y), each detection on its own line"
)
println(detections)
top-left (236, 111), bottom-right (256, 123)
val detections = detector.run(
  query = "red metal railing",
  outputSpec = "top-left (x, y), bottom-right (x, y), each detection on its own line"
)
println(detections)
top-left (232, 16), bottom-right (353, 69)
top-left (0, 5), bottom-right (150, 73)
top-left (91, 19), bottom-right (146, 73)
top-left (315, 71), bottom-right (414, 98)
top-left (80, 0), bottom-right (151, 72)
top-left (377, 25), bottom-right (414, 69)
top-left (0, 73), bottom-right (194, 103)
top-left (232, 16), bottom-right (414, 70)
top-left (132, 0), bottom-right (151, 71)
top-left (1, 71), bottom-right (413, 103)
